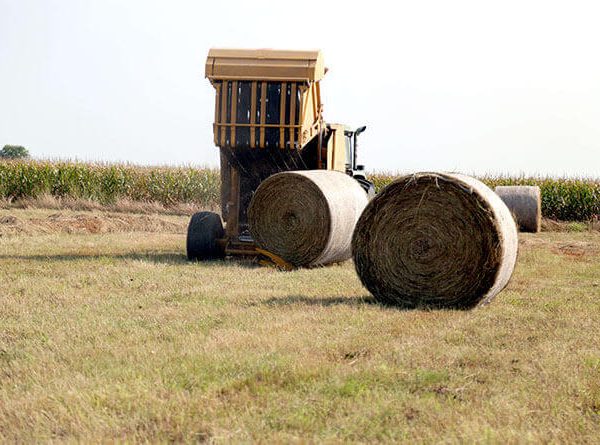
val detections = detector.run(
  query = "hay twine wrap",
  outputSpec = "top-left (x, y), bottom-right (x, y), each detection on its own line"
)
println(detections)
top-left (248, 170), bottom-right (368, 267)
top-left (495, 186), bottom-right (542, 233)
top-left (352, 172), bottom-right (519, 309)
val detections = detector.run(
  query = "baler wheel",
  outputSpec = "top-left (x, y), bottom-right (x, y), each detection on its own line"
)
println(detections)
top-left (186, 211), bottom-right (225, 261)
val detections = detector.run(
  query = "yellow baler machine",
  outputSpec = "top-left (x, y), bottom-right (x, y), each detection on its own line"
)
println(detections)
top-left (187, 48), bottom-right (374, 262)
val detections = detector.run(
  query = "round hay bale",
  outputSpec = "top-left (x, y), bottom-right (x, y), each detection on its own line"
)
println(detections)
top-left (248, 170), bottom-right (368, 267)
top-left (495, 186), bottom-right (541, 233)
top-left (352, 172), bottom-right (518, 309)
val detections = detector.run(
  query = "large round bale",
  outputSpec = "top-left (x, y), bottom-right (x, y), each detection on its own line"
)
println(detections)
top-left (495, 186), bottom-right (541, 233)
top-left (248, 170), bottom-right (368, 267)
top-left (352, 172), bottom-right (518, 309)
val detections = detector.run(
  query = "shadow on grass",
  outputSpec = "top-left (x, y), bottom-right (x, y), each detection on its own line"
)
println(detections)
top-left (261, 294), bottom-right (381, 307)
top-left (0, 253), bottom-right (259, 268)
top-left (261, 295), bottom-right (454, 311)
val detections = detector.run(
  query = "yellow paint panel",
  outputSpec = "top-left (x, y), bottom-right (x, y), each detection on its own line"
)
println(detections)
top-left (206, 48), bottom-right (325, 82)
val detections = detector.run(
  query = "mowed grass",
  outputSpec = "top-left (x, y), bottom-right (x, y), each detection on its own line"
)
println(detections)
top-left (1, 211), bottom-right (599, 442)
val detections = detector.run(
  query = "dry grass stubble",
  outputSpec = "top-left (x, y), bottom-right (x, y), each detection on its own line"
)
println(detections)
top-left (0, 209), bottom-right (599, 442)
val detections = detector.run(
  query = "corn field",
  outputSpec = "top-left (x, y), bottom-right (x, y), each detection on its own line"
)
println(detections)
top-left (0, 160), bottom-right (220, 207)
top-left (1, 160), bottom-right (599, 221)
top-left (372, 174), bottom-right (600, 222)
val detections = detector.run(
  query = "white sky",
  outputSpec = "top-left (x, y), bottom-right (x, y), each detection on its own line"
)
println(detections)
top-left (1, 0), bottom-right (599, 176)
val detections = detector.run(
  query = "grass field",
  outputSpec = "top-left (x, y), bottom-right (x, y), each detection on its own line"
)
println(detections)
top-left (1, 209), bottom-right (599, 442)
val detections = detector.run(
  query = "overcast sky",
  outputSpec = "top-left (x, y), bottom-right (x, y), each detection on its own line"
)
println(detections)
top-left (1, 0), bottom-right (599, 176)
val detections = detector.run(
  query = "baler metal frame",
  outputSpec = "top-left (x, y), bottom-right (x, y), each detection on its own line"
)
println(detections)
top-left (187, 49), bottom-right (373, 265)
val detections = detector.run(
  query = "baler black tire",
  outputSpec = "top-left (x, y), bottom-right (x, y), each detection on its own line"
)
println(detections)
top-left (186, 211), bottom-right (225, 261)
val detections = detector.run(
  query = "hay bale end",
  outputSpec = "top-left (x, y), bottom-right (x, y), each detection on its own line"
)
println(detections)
top-left (495, 185), bottom-right (542, 233)
top-left (248, 170), bottom-right (368, 267)
top-left (352, 172), bottom-right (519, 309)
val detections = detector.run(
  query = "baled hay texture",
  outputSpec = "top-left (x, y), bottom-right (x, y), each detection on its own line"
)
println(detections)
top-left (495, 185), bottom-right (542, 233)
top-left (352, 172), bottom-right (519, 309)
top-left (248, 170), bottom-right (368, 267)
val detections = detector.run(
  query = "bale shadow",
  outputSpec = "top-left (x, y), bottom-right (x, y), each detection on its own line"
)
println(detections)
top-left (261, 294), bottom-right (456, 311)
top-left (262, 294), bottom-right (380, 307)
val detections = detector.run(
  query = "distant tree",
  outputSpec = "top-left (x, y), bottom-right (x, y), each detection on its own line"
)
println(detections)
top-left (1, 145), bottom-right (30, 159)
